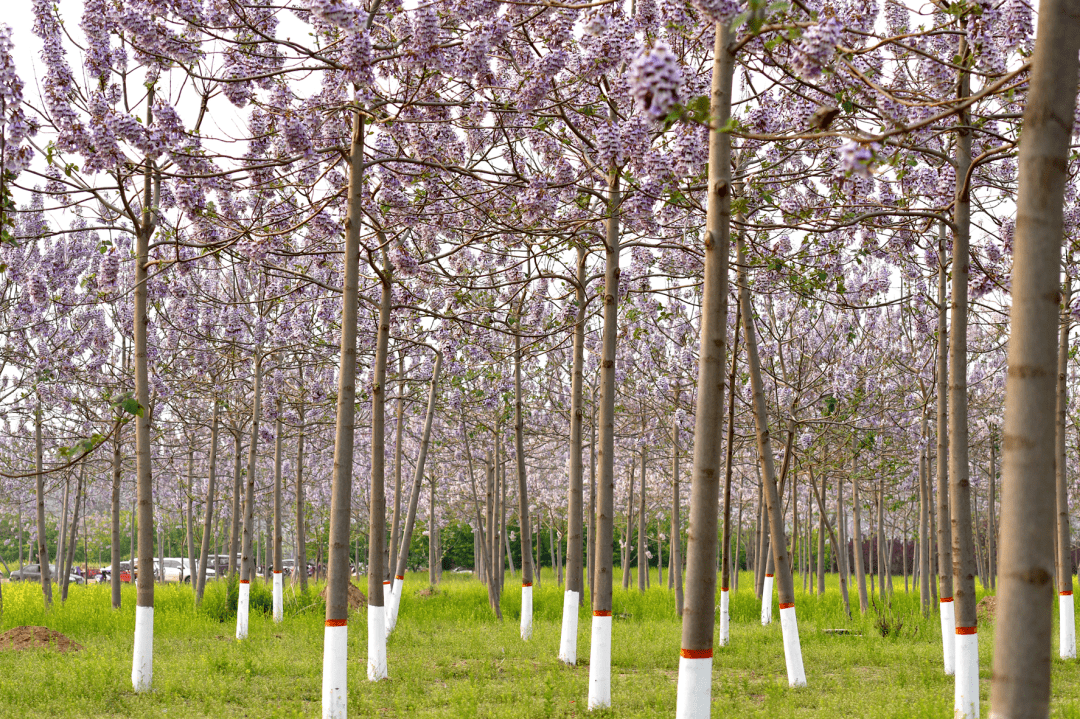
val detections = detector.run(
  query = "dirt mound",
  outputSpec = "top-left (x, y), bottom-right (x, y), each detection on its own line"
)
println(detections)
top-left (415, 586), bottom-right (439, 598)
top-left (977, 595), bottom-right (997, 623)
top-left (0, 626), bottom-right (82, 653)
top-left (319, 582), bottom-right (368, 611)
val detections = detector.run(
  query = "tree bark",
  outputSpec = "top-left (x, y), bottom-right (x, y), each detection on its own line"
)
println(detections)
top-left (196, 402), bottom-right (219, 604)
top-left (936, 225), bottom-right (954, 605)
top-left (389, 354), bottom-right (405, 583)
top-left (852, 475), bottom-right (868, 612)
top-left (566, 244), bottom-right (586, 597)
top-left (1057, 283), bottom-right (1072, 595)
top-left (671, 385), bottom-right (684, 614)
top-left (228, 429), bottom-right (242, 578)
top-left (111, 425), bottom-right (123, 608)
top-left (240, 352), bottom-right (262, 586)
top-left (991, 2), bottom-right (1080, 711)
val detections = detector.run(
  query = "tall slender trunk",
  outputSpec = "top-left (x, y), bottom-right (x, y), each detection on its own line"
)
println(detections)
top-left (852, 474), bottom-right (868, 612)
top-left (236, 351), bottom-right (262, 640)
top-left (809, 468), bottom-right (851, 618)
top-left (671, 385), bottom-right (683, 614)
top-left (919, 409), bottom-right (931, 615)
top-left (272, 398), bottom-right (284, 622)
top-left (587, 157), bottom-right (620, 711)
top-left (131, 107), bottom-right (158, 690)
top-left (513, 330), bottom-right (535, 638)
top-left (185, 448), bottom-right (195, 583)
top-left (389, 355), bottom-right (405, 583)
top-left (987, 426), bottom-right (996, 590)
top-left (364, 243), bottom-right (392, 675)
top-left (836, 472), bottom-right (849, 586)
top-left (387, 353), bottom-right (442, 632)
top-left (949, 49), bottom-right (979, 715)
top-left (428, 477), bottom-right (437, 585)
top-left (62, 468), bottom-right (84, 600)
top-left (197, 403), bottom-right (219, 604)
top-left (990, 4), bottom-right (1080, 710)
top-left (877, 476), bottom-right (886, 596)
top-left (228, 430), bottom-right (242, 578)
top-left (323, 109), bottom-right (370, 715)
top-left (623, 464), bottom-right (634, 590)
top-left (738, 234), bottom-right (805, 685)
top-left (559, 244), bottom-right (587, 662)
top-left (295, 391), bottom-right (308, 594)
top-left (719, 304), bottom-right (741, 645)
top-left (637, 442), bottom-right (647, 593)
top-left (589, 395), bottom-right (597, 594)
top-left (58, 474), bottom-right (70, 596)
top-left (111, 426), bottom-right (123, 608)
top-left (935, 222), bottom-right (956, 676)
top-left (1056, 282), bottom-right (1075, 659)
top-left (817, 474), bottom-right (826, 595)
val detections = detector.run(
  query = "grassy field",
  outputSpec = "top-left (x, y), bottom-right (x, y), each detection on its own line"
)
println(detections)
top-left (0, 570), bottom-right (1078, 718)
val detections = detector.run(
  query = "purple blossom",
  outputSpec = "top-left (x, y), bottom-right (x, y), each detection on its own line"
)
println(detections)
top-left (628, 42), bottom-right (683, 120)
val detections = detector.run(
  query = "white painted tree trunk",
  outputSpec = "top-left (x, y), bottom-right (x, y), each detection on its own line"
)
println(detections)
top-left (386, 576), bottom-right (403, 636)
top-left (368, 604), bottom-right (387, 680)
top-left (558, 589), bottom-right (579, 664)
top-left (520, 584), bottom-right (533, 640)
top-left (718, 589), bottom-right (730, 646)
top-left (675, 654), bottom-right (711, 719)
top-left (760, 575), bottom-right (773, 625)
top-left (954, 629), bottom-right (979, 718)
top-left (236, 581), bottom-right (250, 639)
top-left (1060, 592), bottom-right (1076, 659)
top-left (273, 572), bottom-right (283, 623)
top-left (322, 621), bottom-right (347, 719)
top-left (940, 599), bottom-right (955, 675)
top-left (587, 613), bottom-right (612, 709)
top-left (779, 605), bottom-right (807, 687)
top-left (131, 605), bottom-right (153, 692)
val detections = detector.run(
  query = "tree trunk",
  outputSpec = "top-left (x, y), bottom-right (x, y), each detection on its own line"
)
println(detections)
top-left (719, 303), bottom-right (741, 645)
top-left (920, 409), bottom-right (932, 615)
top-left (228, 430), bottom-right (242, 578)
top-left (817, 474), bottom-right (826, 595)
top-left (513, 330), bottom-right (535, 638)
top-left (111, 425), bottom-right (123, 608)
top-left (62, 468), bottom-right (83, 601)
top-left (322, 110), bottom-right (370, 710)
top-left (809, 468), bottom-right (851, 618)
top-left (1057, 282), bottom-right (1075, 660)
top-left (196, 403), bottom-right (219, 604)
top-left (389, 354), bottom-right (405, 583)
top-left (638, 442), bottom-right (647, 593)
top-left (272, 399), bottom-right (284, 623)
top-left (988, 427), bottom-right (996, 590)
top-left (387, 352), bottom-right (443, 632)
top-left (564, 267), bottom-right (587, 658)
top-left (852, 477), bottom-right (868, 613)
top-left (671, 385), bottom-right (683, 614)
top-left (363, 241), bottom-right (392, 678)
top-left (950, 54), bottom-right (979, 714)
top-left (587, 159), bottom-right (620, 711)
top-left (991, 3), bottom-right (1080, 711)
top-left (185, 448), bottom-right (195, 585)
top-left (623, 464), bottom-right (634, 591)
top-left (236, 351), bottom-right (261, 640)
top-left (936, 222), bottom-right (956, 675)
top-left (738, 233), bottom-right (805, 685)
top-left (295, 393), bottom-right (308, 594)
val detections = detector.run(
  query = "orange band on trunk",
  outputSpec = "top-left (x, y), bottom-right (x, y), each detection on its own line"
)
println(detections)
top-left (325, 619), bottom-right (347, 627)
top-left (766, 574), bottom-right (774, 578)
top-left (1062, 591), bottom-right (1074, 596)
top-left (593, 610), bottom-right (612, 617)
top-left (680, 648), bottom-right (713, 659)
top-left (956, 626), bottom-right (977, 635)
top-left (522, 582), bottom-right (533, 587)
top-left (273, 571), bottom-right (281, 575)
top-left (779, 602), bottom-right (795, 609)
top-left (720, 587), bottom-right (729, 592)
top-left (940, 596), bottom-right (953, 602)
top-left (383, 580), bottom-right (391, 584)
top-left (395, 575), bottom-right (404, 580)
top-left (239, 580), bottom-right (250, 584)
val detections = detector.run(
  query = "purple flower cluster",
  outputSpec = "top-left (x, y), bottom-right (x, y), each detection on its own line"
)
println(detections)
top-left (628, 42), bottom-right (683, 120)
top-left (792, 18), bottom-right (843, 80)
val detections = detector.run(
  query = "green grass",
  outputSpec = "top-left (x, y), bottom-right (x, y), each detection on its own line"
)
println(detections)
top-left (0, 570), bottom-right (1079, 717)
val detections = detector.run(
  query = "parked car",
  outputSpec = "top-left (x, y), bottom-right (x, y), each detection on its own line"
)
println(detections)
top-left (154, 558), bottom-right (217, 583)
top-left (8, 564), bottom-right (85, 585)
top-left (99, 561), bottom-right (135, 583)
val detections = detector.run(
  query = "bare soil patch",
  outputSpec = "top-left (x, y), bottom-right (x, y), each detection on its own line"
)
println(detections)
top-left (0, 626), bottom-right (82, 653)
top-left (319, 582), bottom-right (368, 611)
top-left (978, 595), bottom-right (997, 624)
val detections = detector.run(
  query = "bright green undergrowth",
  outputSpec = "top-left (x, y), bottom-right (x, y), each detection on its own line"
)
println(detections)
top-left (0, 571), bottom-right (1078, 718)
